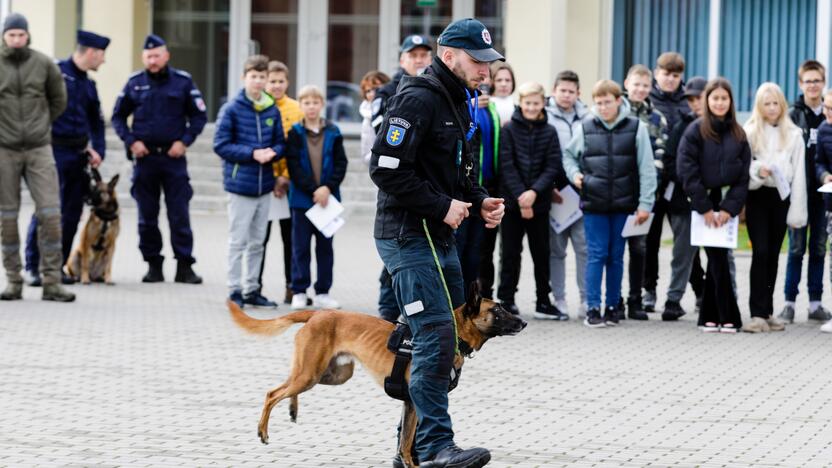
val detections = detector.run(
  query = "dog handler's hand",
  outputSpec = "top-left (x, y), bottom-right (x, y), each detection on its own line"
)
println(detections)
top-left (87, 148), bottom-right (102, 168)
top-left (444, 199), bottom-right (471, 229)
top-left (130, 140), bottom-right (149, 159)
top-left (168, 140), bottom-right (187, 158)
top-left (481, 197), bottom-right (505, 228)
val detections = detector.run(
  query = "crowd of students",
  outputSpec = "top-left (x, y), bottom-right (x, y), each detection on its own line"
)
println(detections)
top-left (356, 47), bottom-right (832, 334)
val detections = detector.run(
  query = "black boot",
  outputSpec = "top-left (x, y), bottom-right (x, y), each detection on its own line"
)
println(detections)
top-left (175, 261), bottom-right (203, 284)
top-left (627, 298), bottom-right (649, 320)
top-left (142, 258), bottom-right (164, 283)
top-left (420, 445), bottom-right (491, 468)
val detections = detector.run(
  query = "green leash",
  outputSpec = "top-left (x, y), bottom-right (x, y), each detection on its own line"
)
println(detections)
top-left (422, 219), bottom-right (460, 354)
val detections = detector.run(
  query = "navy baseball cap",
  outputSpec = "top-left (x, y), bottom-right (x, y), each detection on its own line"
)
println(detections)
top-left (143, 34), bottom-right (166, 50)
top-left (683, 76), bottom-right (707, 97)
top-left (400, 34), bottom-right (432, 53)
top-left (77, 30), bottom-right (110, 50)
top-left (437, 18), bottom-right (504, 62)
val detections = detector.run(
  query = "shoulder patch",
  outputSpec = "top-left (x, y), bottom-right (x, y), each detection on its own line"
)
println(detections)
top-left (389, 117), bottom-right (411, 129)
top-left (386, 125), bottom-right (407, 147)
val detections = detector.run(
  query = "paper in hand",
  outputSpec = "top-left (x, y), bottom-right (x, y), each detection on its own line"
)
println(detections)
top-left (621, 213), bottom-right (654, 238)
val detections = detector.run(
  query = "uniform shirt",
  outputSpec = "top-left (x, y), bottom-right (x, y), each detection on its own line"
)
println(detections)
top-left (111, 66), bottom-right (207, 148)
top-left (51, 57), bottom-right (106, 156)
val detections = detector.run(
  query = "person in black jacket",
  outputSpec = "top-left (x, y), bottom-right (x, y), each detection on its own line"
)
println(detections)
top-left (779, 60), bottom-right (832, 324)
top-left (497, 82), bottom-right (565, 320)
top-left (370, 18), bottom-right (506, 467)
top-left (812, 89), bottom-right (832, 333)
top-left (678, 78), bottom-right (750, 333)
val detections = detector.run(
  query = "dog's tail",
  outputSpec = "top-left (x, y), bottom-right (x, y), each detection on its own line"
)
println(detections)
top-left (227, 300), bottom-right (316, 336)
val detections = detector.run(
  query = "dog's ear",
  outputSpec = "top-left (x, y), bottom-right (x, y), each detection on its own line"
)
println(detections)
top-left (91, 167), bottom-right (102, 183)
top-left (108, 174), bottom-right (120, 190)
top-left (464, 280), bottom-right (482, 318)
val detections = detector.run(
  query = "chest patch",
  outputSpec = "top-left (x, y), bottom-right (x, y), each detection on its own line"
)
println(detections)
top-left (386, 125), bottom-right (406, 146)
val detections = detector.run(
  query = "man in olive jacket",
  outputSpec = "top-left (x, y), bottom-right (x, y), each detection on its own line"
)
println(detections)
top-left (0, 13), bottom-right (74, 302)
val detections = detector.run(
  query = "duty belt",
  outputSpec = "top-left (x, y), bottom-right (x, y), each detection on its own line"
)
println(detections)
top-left (52, 135), bottom-right (89, 149)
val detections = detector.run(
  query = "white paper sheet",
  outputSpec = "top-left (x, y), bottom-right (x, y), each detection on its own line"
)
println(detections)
top-left (549, 186), bottom-right (583, 234)
top-left (663, 181), bottom-right (675, 201)
top-left (268, 194), bottom-right (291, 221)
top-left (769, 165), bottom-right (790, 201)
top-left (818, 182), bottom-right (832, 193)
top-left (305, 196), bottom-right (346, 238)
top-left (621, 213), bottom-right (654, 238)
top-left (690, 211), bottom-right (738, 249)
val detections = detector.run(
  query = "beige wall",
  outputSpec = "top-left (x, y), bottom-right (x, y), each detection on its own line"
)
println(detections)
top-left (82, 0), bottom-right (151, 119)
top-left (11, 0), bottom-right (76, 58)
top-left (504, 0), bottom-right (610, 100)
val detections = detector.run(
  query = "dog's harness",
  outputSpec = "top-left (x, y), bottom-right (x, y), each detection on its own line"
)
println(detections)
top-left (384, 321), bottom-right (471, 402)
top-left (91, 207), bottom-right (118, 252)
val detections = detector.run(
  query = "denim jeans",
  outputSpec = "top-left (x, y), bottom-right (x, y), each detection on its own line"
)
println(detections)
top-left (375, 236), bottom-right (464, 461)
top-left (583, 213), bottom-right (628, 309)
top-left (784, 198), bottom-right (827, 302)
top-left (454, 217), bottom-right (484, 294)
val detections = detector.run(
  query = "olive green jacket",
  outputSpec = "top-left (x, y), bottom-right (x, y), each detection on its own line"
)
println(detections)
top-left (0, 42), bottom-right (67, 150)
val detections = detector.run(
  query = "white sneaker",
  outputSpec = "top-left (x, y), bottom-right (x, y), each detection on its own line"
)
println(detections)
top-left (555, 298), bottom-right (568, 315)
top-left (821, 319), bottom-right (832, 333)
top-left (291, 293), bottom-right (308, 310)
top-left (313, 293), bottom-right (340, 309)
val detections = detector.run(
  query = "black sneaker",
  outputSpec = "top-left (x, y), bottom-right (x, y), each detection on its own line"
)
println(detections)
top-left (174, 261), bottom-right (203, 284)
top-left (61, 271), bottom-right (76, 285)
top-left (142, 259), bottom-right (164, 283)
top-left (501, 302), bottom-right (520, 315)
top-left (584, 307), bottom-right (606, 328)
top-left (604, 305), bottom-right (619, 326)
top-left (627, 298), bottom-right (648, 320)
top-left (662, 301), bottom-right (686, 321)
top-left (419, 445), bottom-right (491, 468)
top-left (243, 292), bottom-right (278, 308)
top-left (533, 302), bottom-right (569, 321)
top-left (229, 290), bottom-right (244, 308)
top-left (778, 304), bottom-right (795, 323)
top-left (808, 305), bottom-right (832, 321)
top-left (616, 297), bottom-right (626, 320)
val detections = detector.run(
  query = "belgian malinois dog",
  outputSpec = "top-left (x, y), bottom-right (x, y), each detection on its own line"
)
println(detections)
top-left (228, 283), bottom-right (526, 467)
top-left (66, 168), bottom-right (120, 285)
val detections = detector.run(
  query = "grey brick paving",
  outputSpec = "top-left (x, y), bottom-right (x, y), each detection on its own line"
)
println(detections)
top-left (2, 206), bottom-right (832, 467)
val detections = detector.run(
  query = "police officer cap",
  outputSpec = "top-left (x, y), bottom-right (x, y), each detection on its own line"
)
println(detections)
top-left (143, 34), bottom-right (166, 50)
top-left (400, 35), bottom-right (432, 53)
top-left (683, 76), bottom-right (708, 97)
top-left (77, 30), bottom-right (110, 50)
top-left (437, 18), bottom-right (504, 62)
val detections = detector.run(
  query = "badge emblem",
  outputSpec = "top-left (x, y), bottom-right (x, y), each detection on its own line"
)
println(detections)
top-left (265, 117), bottom-right (274, 127)
top-left (386, 125), bottom-right (406, 147)
top-left (195, 97), bottom-right (206, 112)
top-left (481, 29), bottom-right (492, 45)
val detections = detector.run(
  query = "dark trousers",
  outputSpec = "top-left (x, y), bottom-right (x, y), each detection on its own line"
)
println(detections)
top-left (454, 217), bottom-right (484, 294)
top-left (130, 153), bottom-right (195, 263)
top-left (643, 197), bottom-right (667, 292)
top-left (257, 218), bottom-right (293, 293)
top-left (290, 208), bottom-right (333, 294)
top-left (376, 236), bottom-right (464, 461)
top-left (626, 235), bottom-right (646, 305)
top-left (25, 146), bottom-right (89, 272)
top-left (477, 223), bottom-right (499, 299)
top-left (746, 187), bottom-right (789, 318)
top-left (690, 250), bottom-right (705, 298)
top-left (497, 209), bottom-right (551, 305)
top-left (699, 247), bottom-right (742, 327)
top-left (784, 196), bottom-right (827, 301)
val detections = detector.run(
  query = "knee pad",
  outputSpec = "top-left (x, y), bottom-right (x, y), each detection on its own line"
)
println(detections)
top-left (424, 321), bottom-right (456, 378)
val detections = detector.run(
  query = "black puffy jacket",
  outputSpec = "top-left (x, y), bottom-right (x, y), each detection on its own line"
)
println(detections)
top-left (499, 108), bottom-right (562, 214)
top-left (580, 115), bottom-right (640, 213)
top-left (677, 118), bottom-right (751, 216)
top-left (649, 80), bottom-right (689, 131)
top-left (663, 111), bottom-right (696, 213)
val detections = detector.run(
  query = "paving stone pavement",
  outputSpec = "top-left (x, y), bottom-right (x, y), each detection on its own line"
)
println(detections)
top-left (2, 206), bottom-right (832, 468)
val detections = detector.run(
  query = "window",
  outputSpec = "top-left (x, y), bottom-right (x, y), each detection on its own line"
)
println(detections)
top-left (251, 0), bottom-right (299, 97)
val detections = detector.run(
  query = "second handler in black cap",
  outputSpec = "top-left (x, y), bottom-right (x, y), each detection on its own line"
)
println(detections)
top-left (370, 18), bottom-right (506, 468)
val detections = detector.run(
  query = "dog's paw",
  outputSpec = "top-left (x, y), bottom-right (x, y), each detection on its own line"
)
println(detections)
top-left (258, 430), bottom-right (269, 445)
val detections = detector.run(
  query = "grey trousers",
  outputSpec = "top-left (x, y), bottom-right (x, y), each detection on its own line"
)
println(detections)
top-left (0, 145), bottom-right (63, 286)
top-left (227, 192), bottom-right (271, 294)
top-left (549, 217), bottom-right (587, 304)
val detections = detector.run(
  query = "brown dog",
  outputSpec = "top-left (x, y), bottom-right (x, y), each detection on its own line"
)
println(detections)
top-left (66, 169), bottom-right (120, 285)
top-left (228, 283), bottom-right (526, 467)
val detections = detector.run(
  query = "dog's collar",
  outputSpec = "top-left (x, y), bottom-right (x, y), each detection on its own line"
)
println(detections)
top-left (93, 208), bottom-right (119, 222)
top-left (457, 338), bottom-right (474, 357)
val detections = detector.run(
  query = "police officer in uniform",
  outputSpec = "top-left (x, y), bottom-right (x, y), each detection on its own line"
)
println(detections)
top-left (112, 34), bottom-right (207, 283)
top-left (373, 34), bottom-right (433, 323)
top-left (24, 30), bottom-right (109, 286)
top-left (370, 19), bottom-right (505, 468)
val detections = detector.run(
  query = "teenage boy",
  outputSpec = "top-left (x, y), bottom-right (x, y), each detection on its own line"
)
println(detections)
top-left (546, 70), bottom-right (588, 317)
top-left (562, 80), bottom-right (656, 328)
top-left (214, 55), bottom-right (285, 308)
top-left (780, 60), bottom-right (832, 323)
top-left (621, 64), bottom-right (668, 320)
top-left (813, 89), bottom-right (832, 333)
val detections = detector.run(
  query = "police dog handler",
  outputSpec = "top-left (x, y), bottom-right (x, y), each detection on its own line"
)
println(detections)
top-left (370, 18), bottom-right (506, 468)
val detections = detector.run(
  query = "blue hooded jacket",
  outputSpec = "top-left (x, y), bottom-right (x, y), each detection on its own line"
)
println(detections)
top-left (285, 121), bottom-right (348, 209)
top-left (214, 90), bottom-right (285, 196)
